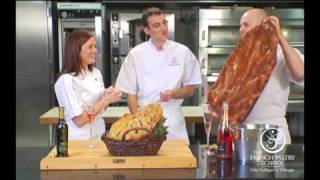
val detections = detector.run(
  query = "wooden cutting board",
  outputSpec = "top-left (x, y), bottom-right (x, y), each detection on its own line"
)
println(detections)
top-left (41, 168), bottom-right (196, 180)
top-left (40, 139), bottom-right (197, 170)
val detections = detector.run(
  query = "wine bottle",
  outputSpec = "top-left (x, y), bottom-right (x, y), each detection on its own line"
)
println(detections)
top-left (217, 101), bottom-right (233, 159)
top-left (56, 107), bottom-right (68, 157)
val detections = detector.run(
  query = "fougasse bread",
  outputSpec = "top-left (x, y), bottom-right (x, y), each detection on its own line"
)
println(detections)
top-left (208, 19), bottom-right (278, 124)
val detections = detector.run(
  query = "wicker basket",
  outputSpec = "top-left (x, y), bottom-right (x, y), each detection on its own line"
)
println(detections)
top-left (101, 127), bottom-right (167, 156)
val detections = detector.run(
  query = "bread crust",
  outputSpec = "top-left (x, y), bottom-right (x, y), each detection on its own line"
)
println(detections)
top-left (107, 103), bottom-right (163, 140)
top-left (208, 19), bottom-right (278, 124)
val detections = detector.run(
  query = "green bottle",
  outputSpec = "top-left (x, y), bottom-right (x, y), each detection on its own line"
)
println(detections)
top-left (56, 107), bottom-right (68, 157)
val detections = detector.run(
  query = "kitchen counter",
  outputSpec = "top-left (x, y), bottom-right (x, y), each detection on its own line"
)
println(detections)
top-left (39, 106), bottom-right (203, 125)
top-left (39, 102), bottom-right (303, 125)
top-left (39, 104), bottom-right (304, 146)
top-left (39, 106), bottom-right (203, 146)
top-left (16, 143), bottom-right (304, 179)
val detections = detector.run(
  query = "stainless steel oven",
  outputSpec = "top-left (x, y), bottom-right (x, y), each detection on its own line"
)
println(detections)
top-left (198, 7), bottom-right (304, 107)
top-left (109, 12), bottom-right (175, 104)
top-left (198, 7), bottom-right (248, 104)
top-left (57, 2), bottom-right (105, 79)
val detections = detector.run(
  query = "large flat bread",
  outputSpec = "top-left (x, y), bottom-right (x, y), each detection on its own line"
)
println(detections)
top-left (107, 103), bottom-right (163, 140)
top-left (208, 19), bottom-right (278, 124)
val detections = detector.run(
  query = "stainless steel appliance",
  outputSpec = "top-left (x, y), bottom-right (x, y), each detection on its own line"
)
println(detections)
top-left (109, 12), bottom-right (175, 104)
top-left (198, 7), bottom-right (304, 109)
top-left (234, 123), bottom-right (284, 165)
top-left (198, 7), bottom-right (249, 104)
top-left (57, 2), bottom-right (105, 79)
top-left (16, 1), bottom-right (54, 147)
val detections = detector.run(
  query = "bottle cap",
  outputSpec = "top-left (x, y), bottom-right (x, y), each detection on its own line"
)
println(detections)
top-left (59, 107), bottom-right (65, 119)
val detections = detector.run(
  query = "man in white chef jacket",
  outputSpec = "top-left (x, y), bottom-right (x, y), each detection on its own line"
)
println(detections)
top-left (239, 9), bottom-right (304, 144)
top-left (116, 7), bottom-right (202, 145)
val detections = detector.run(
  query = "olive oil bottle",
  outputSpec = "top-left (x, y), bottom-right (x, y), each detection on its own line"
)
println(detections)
top-left (56, 107), bottom-right (68, 157)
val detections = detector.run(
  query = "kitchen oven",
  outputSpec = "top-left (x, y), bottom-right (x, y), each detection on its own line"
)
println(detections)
top-left (56, 2), bottom-right (105, 80)
top-left (198, 7), bottom-right (249, 104)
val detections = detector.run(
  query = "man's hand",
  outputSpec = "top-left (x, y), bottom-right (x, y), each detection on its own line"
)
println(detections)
top-left (160, 90), bottom-right (173, 102)
top-left (268, 16), bottom-right (282, 38)
top-left (159, 86), bottom-right (196, 102)
top-left (268, 16), bottom-right (304, 82)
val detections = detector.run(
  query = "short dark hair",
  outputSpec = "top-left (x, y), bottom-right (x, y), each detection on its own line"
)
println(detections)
top-left (60, 29), bottom-right (94, 77)
top-left (142, 7), bottom-right (164, 27)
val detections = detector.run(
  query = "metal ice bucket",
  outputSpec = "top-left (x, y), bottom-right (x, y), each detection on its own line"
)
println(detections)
top-left (233, 123), bottom-right (281, 164)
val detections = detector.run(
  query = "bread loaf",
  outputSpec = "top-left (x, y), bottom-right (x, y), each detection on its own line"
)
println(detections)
top-left (208, 19), bottom-right (278, 124)
top-left (107, 103), bottom-right (163, 140)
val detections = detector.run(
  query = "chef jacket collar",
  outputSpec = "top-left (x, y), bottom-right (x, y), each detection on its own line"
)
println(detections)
top-left (71, 67), bottom-right (91, 79)
top-left (148, 38), bottom-right (169, 52)
top-left (80, 67), bottom-right (89, 75)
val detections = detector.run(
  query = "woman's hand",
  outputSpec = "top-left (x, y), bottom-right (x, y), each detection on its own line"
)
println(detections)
top-left (104, 86), bottom-right (114, 95)
top-left (110, 88), bottom-right (122, 103)
top-left (94, 87), bottom-right (122, 116)
top-left (102, 87), bottom-right (122, 104)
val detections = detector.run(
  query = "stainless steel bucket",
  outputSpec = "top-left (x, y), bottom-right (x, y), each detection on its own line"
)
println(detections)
top-left (233, 123), bottom-right (281, 164)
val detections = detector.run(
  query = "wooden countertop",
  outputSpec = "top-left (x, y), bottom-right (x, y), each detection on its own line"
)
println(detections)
top-left (39, 106), bottom-right (204, 125)
top-left (40, 139), bottom-right (197, 170)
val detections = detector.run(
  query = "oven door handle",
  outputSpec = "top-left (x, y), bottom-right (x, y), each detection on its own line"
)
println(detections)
top-left (94, 16), bottom-right (104, 77)
top-left (202, 30), bottom-right (205, 41)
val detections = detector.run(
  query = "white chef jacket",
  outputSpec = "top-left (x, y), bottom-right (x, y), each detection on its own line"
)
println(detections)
top-left (116, 39), bottom-right (202, 144)
top-left (54, 67), bottom-right (106, 140)
top-left (244, 45), bottom-right (304, 144)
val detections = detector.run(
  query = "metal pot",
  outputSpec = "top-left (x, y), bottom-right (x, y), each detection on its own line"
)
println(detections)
top-left (233, 123), bottom-right (281, 165)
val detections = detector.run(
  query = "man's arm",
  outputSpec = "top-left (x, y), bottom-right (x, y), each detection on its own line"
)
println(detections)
top-left (160, 85), bottom-right (197, 102)
top-left (115, 51), bottom-right (139, 114)
top-left (172, 85), bottom-right (197, 99)
top-left (127, 93), bottom-right (139, 114)
top-left (269, 16), bottom-right (304, 82)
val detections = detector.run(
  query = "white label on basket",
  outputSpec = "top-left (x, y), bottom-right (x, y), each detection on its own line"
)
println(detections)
top-left (113, 159), bottom-right (126, 164)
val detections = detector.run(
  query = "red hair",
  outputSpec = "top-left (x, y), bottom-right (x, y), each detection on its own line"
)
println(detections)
top-left (60, 29), bottom-right (94, 76)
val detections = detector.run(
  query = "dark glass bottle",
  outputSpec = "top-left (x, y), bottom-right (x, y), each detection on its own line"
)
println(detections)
top-left (217, 101), bottom-right (233, 159)
top-left (56, 107), bottom-right (68, 157)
